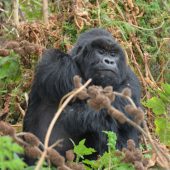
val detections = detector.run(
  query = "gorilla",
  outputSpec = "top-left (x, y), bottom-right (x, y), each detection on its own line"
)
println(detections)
top-left (23, 28), bottom-right (141, 159)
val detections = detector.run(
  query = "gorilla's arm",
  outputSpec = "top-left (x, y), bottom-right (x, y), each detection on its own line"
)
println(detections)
top-left (114, 67), bottom-right (141, 149)
top-left (60, 102), bottom-right (118, 155)
top-left (30, 49), bottom-right (80, 103)
top-left (24, 49), bottom-right (80, 139)
top-left (60, 66), bottom-right (141, 151)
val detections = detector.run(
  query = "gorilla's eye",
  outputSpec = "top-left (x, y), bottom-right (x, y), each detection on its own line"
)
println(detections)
top-left (98, 49), bottom-right (105, 54)
top-left (111, 52), bottom-right (116, 57)
top-left (111, 48), bottom-right (119, 57)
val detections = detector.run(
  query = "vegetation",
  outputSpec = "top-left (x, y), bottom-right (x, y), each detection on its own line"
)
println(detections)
top-left (0, 0), bottom-right (169, 169)
top-left (0, 136), bottom-right (26, 170)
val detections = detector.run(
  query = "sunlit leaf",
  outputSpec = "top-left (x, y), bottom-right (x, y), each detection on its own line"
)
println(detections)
top-left (144, 97), bottom-right (166, 115)
top-left (155, 117), bottom-right (170, 146)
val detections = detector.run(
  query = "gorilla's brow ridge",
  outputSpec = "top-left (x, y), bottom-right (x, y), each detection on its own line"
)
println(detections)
top-left (92, 39), bottom-right (120, 52)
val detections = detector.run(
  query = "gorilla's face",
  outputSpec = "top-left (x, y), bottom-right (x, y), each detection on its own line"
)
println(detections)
top-left (73, 31), bottom-right (128, 88)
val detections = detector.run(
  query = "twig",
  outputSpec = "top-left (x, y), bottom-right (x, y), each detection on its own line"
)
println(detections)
top-left (134, 42), bottom-right (156, 86)
top-left (49, 139), bottom-right (63, 149)
top-left (16, 103), bottom-right (25, 117)
top-left (113, 92), bottom-right (136, 108)
top-left (96, 0), bottom-right (101, 26)
top-left (129, 44), bottom-right (149, 99)
top-left (129, 21), bottom-right (164, 31)
top-left (156, 59), bottom-right (170, 82)
top-left (59, 90), bottom-right (75, 108)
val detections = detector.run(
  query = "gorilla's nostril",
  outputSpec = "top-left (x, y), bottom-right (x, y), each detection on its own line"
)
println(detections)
top-left (104, 59), bottom-right (110, 64)
top-left (103, 58), bottom-right (114, 65)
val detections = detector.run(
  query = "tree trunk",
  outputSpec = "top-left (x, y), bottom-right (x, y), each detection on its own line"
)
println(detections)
top-left (42, 0), bottom-right (48, 25)
top-left (13, 0), bottom-right (19, 27)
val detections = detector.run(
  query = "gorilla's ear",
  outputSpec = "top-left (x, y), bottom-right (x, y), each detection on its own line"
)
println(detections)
top-left (76, 46), bottom-right (83, 54)
top-left (73, 45), bottom-right (89, 60)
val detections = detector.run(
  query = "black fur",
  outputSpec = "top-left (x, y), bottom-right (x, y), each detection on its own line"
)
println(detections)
top-left (23, 28), bottom-right (141, 160)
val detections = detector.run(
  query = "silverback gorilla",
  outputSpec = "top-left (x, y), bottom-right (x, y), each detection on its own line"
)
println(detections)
top-left (23, 28), bottom-right (141, 160)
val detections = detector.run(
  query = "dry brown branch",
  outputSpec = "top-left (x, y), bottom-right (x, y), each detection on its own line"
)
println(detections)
top-left (133, 41), bottom-right (157, 89)
top-left (16, 103), bottom-right (25, 117)
top-left (129, 44), bottom-right (149, 98)
top-left (73, 0), bottom-right (91, 30)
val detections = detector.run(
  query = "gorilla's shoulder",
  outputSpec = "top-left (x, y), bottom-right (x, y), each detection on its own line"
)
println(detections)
top-left (40, 49), bottom-right (70, 63)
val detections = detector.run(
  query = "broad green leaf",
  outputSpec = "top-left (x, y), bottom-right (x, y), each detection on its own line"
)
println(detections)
top-left (0, 56), bottom-right (21, 81)
top-left (1, 159), bottom-right (26, 170)
top-left (0, 136), bottom-right (26, 170)
top-left (155, 117), bottom-right (170, 146)
top-left (83, 159), bottom-right (97, 169)
top-left (162, 83), bottom-right (170, 96)
top-left (158, 92), bottom-right (170, 103)
top-left (144, 97), bottom-right (166, 115)
top-left (86, 152), bottom-right (110, 169)
top-left (115, 163), bottom-right (134, 170)
top-left (97, 152), bottom-right (110, 168)
top-left (73, 139), bottom-right (96, 157)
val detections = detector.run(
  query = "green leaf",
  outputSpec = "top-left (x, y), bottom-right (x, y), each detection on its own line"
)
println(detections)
top-left (158, 92), bottom-right (170, 103)
top-left (0, 56), bottom-right (21, 82)
top-left (1, 159), bottom-right (26, 170)
top-left (83, 159), bottom-right (97, 169)
top-left (162, 83), bottom-right (170, 96)
top-left (85, 152), bottom-right (110, 169)
top-left (155, 117), bottom-right (170, 146)
top-left (115, 163), bottom-right (134, 170)
top-left (98, 152), bottom-right (110, 168)
top-left (76, 132), bottom-right (134, 169)
top-left (103, 131), bottom-right (117, 151)
top-left (73, 139), bottom-right (96, 158)
top-left (0, 136), bottom-right (26, 170)
top-left (144, 97), bottom-right (166, 115)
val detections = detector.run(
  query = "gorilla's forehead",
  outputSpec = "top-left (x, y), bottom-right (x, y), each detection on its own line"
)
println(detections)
top-left (77, 28), bottom-right (116, 45)
top-left (79, 28), bottom-right (112, 39)
top-left (91, 37), bottom-right (118, 49)
top-left (70, 28), bottom-right (121, 57)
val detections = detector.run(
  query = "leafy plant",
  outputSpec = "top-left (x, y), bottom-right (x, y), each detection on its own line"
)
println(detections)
top-left (20, 0), bottom-right (42, 20)
top-left (144, 83), bottom-right (170, 146)
top-left (73, 131), bottom-right (134, 170)
top-left (0, 52), bottom-right (21, 118)
top-left (0, 136), bottom-right (26, 170)
top-left (63, 21), bottom-right (78, 43)
top-left (0, 52), bottom-right (21, 83)
top-left (73, 139), bottom-right (96, 162)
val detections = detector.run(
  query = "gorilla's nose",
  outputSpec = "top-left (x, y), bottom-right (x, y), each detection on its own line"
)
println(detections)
top-left (103, 57), bottom-right (115, 66)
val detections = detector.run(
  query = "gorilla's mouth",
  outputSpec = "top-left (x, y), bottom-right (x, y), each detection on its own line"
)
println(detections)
top-left (97, 69), bottom-right (116, 74)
